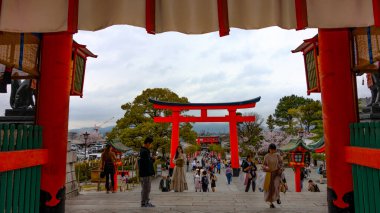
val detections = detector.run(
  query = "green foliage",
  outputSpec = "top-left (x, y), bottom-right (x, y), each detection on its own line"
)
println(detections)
top-left (310, 119), bottom-right (324, 141)
top-left (266, 114), bottom-right (275, 132)
top-left (208, 144), bottom-right (224, 154)
top-left (274, 95), bottom-right (317, 135)
top-left (184, 144), bottom-right (201, 155)
top-left (75, 160), bottom-right (100, 182)
top-left (180, 123), bottom-right (197, 144)
top-left (298, 101), bottom-right (322, 132)
top-left (108, 88), bottom-right (197, 152)
top-left (238, 113), bottom-right (264, 150)
top-left (311, 153), bottom-right (325, 161)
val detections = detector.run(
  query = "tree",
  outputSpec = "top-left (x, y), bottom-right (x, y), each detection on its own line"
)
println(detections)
top-left (108, 88), bottom-right (197, 154)
top-left (208, 144), bottom-right (224, 156)
top-left (274, 95), bottom-right (314, 135)
top-left (266, 114), bottom-right (275, 132)
top-left (180, 123), bottom-right (197, 144)
top-left (184, 144), bottom-right (201, 155)
top-left (238, 113), bottom-right (264, 153)
top-left (287, 100), bottom-right (322, 134)
top-left (298, 101), bottom-right (322, 132)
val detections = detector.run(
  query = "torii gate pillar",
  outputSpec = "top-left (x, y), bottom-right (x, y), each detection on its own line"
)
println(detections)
top-left (169, 110), bottom-right (180, 169)
top-left (150, 97), bottom-right (261, 177)
top-left (228, 109), bottom-right (240, 176)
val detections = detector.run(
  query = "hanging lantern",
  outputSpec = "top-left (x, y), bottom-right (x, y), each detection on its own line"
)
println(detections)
top-left (352, 26), bottom-right (380, 73)
top-left (292, 35), bottom-right (321, 95)
top-left (70, 41), bottom-right (97, 98)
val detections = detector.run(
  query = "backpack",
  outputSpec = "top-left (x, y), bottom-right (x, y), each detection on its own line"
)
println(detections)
top-left (241, 160), bottom-right (249, 173)
top-left (202, 176), bottom-right (209, 185)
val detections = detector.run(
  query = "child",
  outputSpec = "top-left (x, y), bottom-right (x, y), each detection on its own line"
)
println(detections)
top-left (225, 165), bottom-right (232, 184)
top-left (194, 169), bottom-right (202, 192)
top-left (159, 175), bottom-right (171, 192)
top-left (120, 172), bottom-right (127, 192)
top-left (201, 170), bottom-right (209, 192)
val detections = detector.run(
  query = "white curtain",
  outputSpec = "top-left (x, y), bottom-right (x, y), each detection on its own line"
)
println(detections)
top-left (0, 0), bottom-right (375, 33)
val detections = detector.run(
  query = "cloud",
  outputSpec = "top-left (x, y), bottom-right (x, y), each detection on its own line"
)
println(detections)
top-left (0, 26), bottom-right (371, 129)
top-left (68, 26), bottom-right (360, 128)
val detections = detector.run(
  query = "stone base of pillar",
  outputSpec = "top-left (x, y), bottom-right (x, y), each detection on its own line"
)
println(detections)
top-left (169, 168), bottom-right (174, 177)
top-left (233, 168), bottom-right (240, 177)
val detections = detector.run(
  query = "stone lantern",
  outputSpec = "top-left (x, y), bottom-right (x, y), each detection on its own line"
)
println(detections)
top-left (280, 132), bottom-right (313, 192)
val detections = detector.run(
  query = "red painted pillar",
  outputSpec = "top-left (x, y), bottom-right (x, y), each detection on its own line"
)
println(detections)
top-left (170, 110), bottom-right (180, 169)
top-left (228, 109), bottom-right (240, 176)
top-left (36, 33), bottom-right (73, 212)
top-left (294, 167), bottom-right (301, 192)
top-left (319, 29), bottom-right (357, 212)
top-left (113, 169), bottom-right (118, 191)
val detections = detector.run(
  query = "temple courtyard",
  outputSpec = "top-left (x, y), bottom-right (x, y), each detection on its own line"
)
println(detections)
top-left (66, 167), bottom-right (328, 213)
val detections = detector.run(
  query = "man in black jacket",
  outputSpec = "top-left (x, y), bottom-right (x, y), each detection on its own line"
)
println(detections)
top-left (139, 137), bottom-right (155, 207)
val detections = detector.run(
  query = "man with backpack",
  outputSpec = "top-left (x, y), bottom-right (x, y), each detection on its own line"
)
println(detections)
top-left (201, 170), bottom-right (209, 192)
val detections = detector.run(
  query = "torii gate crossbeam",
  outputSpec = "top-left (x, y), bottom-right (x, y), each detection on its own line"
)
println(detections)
top-left (150, 97), bottom-right (261, 176)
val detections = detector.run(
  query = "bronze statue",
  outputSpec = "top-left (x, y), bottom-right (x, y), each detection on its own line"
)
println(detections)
top-left (10, 79), bottom-right (35, 110)
top-left (366, 72), bottom-right (380, 107)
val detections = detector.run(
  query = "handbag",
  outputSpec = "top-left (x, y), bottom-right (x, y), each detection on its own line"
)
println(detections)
top-left (263, 172), bottom-right (271, 191)
top-left (279, 181), bottom-right (287, 193)
top-left (100, 171), bottom-right (105, 179)
top-left (247, 173), bottom-right (252, 179)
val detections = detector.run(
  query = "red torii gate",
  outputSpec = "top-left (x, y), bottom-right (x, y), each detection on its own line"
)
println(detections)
top-left (149, 97), bottom-right (261, 176)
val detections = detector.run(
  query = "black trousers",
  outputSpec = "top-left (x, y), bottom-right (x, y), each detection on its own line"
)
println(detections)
top-left (245, 178), bottom-right (256, 192)
top-left (202, 184), bottom-right (208, 192)
top-left (105, 171), bottom-right (115, 191)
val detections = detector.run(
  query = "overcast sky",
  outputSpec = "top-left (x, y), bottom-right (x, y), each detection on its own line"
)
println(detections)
top-left (69, 26), bottom-right (371, 129)
top-left (0, 26), bottom-right (370, 129)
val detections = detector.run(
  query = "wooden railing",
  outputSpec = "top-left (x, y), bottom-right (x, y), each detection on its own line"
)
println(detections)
top-left (349, 122), bottom-right (380, 213)
top-left (0, 124), bottom-right (47, 213)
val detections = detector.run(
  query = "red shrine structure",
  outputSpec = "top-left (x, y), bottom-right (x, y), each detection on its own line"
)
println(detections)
top-left (196, 136), bottom-right (220, 150)
top-left (1, 1), bottom-right (380, 213)
top-left (196, 136), bottom-right (221, 158)
top-left (149, 97), bottom-right (260, 176)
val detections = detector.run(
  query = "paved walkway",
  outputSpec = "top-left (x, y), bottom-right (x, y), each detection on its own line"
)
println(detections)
top-left (66, 166), bottom-right (327, 212)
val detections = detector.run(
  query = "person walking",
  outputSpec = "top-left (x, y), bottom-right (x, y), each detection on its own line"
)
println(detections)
top-left (317, 164), bottom-right (324, 184)
top-left (201, 170), bottom-right (209, 192)
top-left (192, 159), bottom-right (197, 171)
top-left (216, 161), bottom-right (221, 174)
top-left (210, 172), bottom-right (217, 192)
top-left (100, 144), bottom-right (117, 194)
top-left (225, 165), bottom-right (233, 184)
top-left (139, 137), bottom-right (156, 207)
top-left (194, 169), bottom-right (202, 192)
top-left (171, 146), bottom-right (188, 192)
top-left (242, 154), bottom-right (257, 192)
top-left (262, 143), bottom-right (283, 209)
top-left (186, 157), bottom-right (190, 172)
